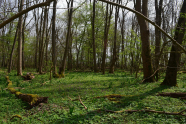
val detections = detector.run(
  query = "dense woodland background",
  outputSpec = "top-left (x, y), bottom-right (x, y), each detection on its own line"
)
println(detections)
top-left (0, 0), bottom-right (186, 85)
top-left (1, 0), bottom-right (186, 123)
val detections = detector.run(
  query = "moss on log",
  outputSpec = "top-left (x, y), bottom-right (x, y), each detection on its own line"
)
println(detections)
top-left (5, 76), bottom-right (48, 107)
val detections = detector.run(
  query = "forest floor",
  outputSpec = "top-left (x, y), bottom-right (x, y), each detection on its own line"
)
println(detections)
top-left (1, 68), bottom-right (186, 123)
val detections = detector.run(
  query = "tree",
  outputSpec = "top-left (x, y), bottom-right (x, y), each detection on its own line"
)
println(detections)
top-left (109, 0), bottom-right (120, 73)
top-left (102, 3), bottom-right (113, 74)
top-left (52, 0), bottom-right (57, 74)
top-left (0, 0), bottom-right (54, 29)
top-left (161, 0), bottom-right (186, 86)
top-left (154, 0), bottom-right (163, 81)
top-left (92, 0), bottom-right (98, 72)
top-left (8, 24), bottom-right (18, 73)
top-left (59, 0), bottom-right (74, 77)
top-left (17, 0), bottom-right (24, 76)
top-left (134, 0), bottom-right (155, 82)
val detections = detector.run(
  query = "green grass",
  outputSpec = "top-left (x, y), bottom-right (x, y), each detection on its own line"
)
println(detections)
top-left (1, 69), bottom-right (186, 123)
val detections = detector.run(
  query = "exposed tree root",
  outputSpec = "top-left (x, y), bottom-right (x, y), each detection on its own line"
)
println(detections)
top-left (157, 92), bottom-right (186, 100)
top-left (6, 76), bottom-right (48, 108)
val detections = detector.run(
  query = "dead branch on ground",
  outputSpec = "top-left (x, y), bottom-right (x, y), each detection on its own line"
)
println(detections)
top-left (78, 95), bottom-right (87, 110)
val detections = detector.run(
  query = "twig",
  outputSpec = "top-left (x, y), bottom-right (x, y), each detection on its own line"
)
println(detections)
top-left (98, 0), bottom-right (186, 55)
top-left (0, 0), bottom-right (54, 29)
top-left (41, 80), bottom-right (50, 86)
top-left (178, 109), bottom-right (186, 114)
top-left (141, 67), bottom-right (166, 83)
top-left (78, 95), bottom-right (87, 110)
top-left (68, 96), bottom-right (73, 101)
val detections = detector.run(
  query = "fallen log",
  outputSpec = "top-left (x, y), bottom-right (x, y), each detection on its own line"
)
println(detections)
top-left (6, 76), bottom-right (48, 108)
top-left (157, 92), bottom-right (186, 100)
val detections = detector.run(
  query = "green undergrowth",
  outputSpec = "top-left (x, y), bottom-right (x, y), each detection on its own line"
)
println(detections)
top-left (1, 69), bottom-right (186, 123)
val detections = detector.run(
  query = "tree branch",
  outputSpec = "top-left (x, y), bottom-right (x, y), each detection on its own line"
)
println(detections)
top-left (98, 0), bottom-right (186, 55)
top-left (0, 0), bottom-right (54, 29)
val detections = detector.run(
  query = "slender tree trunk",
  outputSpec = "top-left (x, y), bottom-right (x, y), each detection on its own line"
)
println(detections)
top-left (8, 24), bottom-right (19, 73)
top-left (120, 9), bottom-right (125, 69)
top-left (154, 0), bottom-right (163, 81)
top-left (109, 0), bottom-right (120, 73)
top-left (38, 7), bottom-right (47, 74)
top-left (45, 13), bottom-right (50, 68)
top-left (59, 0), bottom-right (73, 76)
top-left (52, 0), bottom-right (57, 75)
top-left (17, 0), bottom-right (24, 76)
top-left (92, 0), bottom-right (98, 72)
top-left (34, 7), bottom-right (40, 71)
top-left (76, 40), bottom-right (80, 70)
top-left (134, 0), bottom-right (155, 82)
top-left (161, 0), bottom-right (186, 86)
top-left (22, 14), bottom-right (27, 70)
top-left (67, 30), bottom-right (73, 71)
top-left (102, 3), bottom-right (113, 74)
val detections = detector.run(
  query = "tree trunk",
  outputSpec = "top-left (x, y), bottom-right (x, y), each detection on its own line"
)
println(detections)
top-left (59, 0), bottom-right (73, 76)
top-left (8, 24), bottom-right (19, 73)
top-left (52, 0), bottom-right (57, 74)
top-left (161, 0), bottom-right (186, 86)
top-left (92, 0), bottom-right (98, 72)
top-left (154, 0), bottom-right (163, 81)
top-left (134, 0), bottom-right (155, 82)
top-left (22, 14), bottom-right (27, 70)
top-left (34, 8), bottom-right (39, 70)
top-left (120, 9), bottom-right (125, 70)
top-left (17, 0), bottom-right (24, 76)
top-left (67, 31), bottom-right (73, 71)
top-left (102, 3), bottom-right (113, 74)
top-left (109, 0), bottom-right (120, 73)
top-left (39, 7), bottom-right (47, 74)
top-left (45, 11), bottom-right (50, 68)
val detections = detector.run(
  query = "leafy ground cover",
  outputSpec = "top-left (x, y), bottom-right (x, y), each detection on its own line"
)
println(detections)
top-left (1, 68), bottom-right (186, 123)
